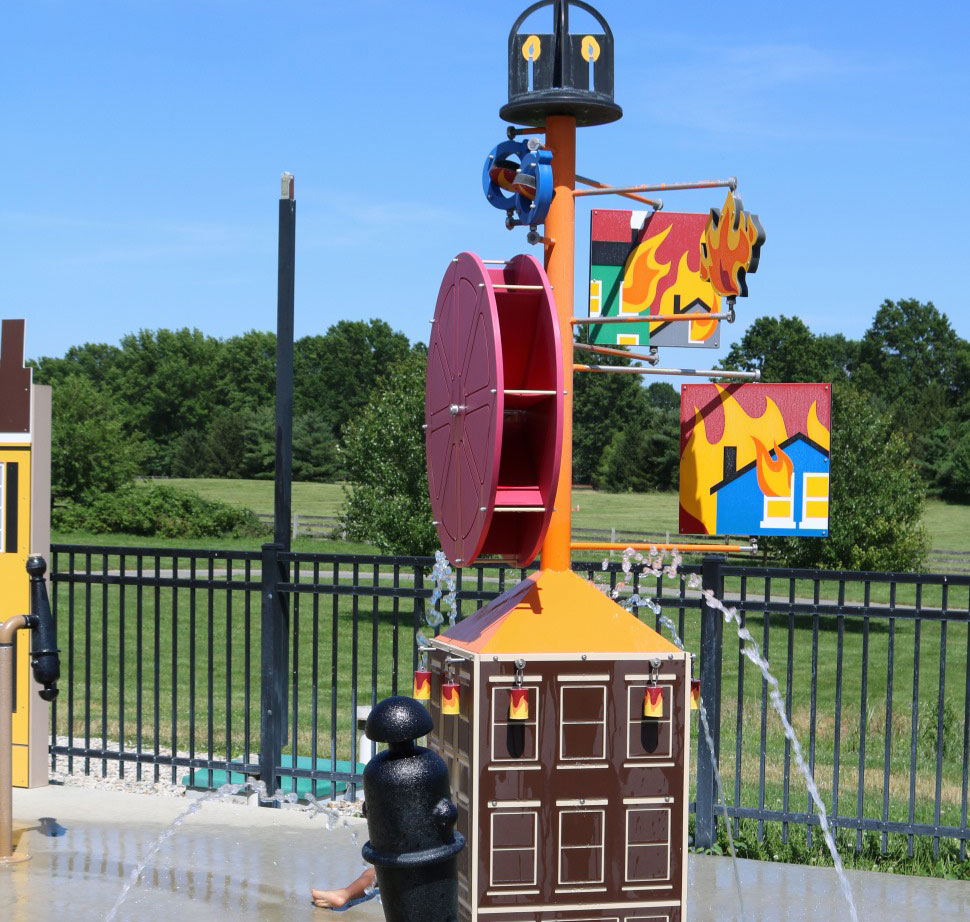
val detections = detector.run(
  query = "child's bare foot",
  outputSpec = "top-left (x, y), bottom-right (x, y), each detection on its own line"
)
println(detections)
top-left (311, 887), bottom-right (353, 909)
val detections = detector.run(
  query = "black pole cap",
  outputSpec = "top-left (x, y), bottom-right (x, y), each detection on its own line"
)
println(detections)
top-left (27, 554), bottom-right (60, 700)
top-left (365, 696), bottom-right (433, 745)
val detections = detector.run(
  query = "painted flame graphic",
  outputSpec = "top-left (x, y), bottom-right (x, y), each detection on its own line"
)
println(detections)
top-left (752, 437), bottom-right (794, 497)
top-left (509, 687), bottom-right (529, 721)
top-left (643, 686), bottom-right (664, 718)
top-left (412, 670), bottom-right (431, 701)
top-left (622, 223), bottom-right (672, 312)
top-left (699, 191), bottom-right (765, 298)
top-left (441, 682), bottom-right (460, 715)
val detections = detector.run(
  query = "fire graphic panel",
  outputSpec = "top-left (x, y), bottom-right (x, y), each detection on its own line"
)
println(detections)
top-left (588, 210), bottom-right (720, 349)
top-left (679, 383), bottom-right (831, 537)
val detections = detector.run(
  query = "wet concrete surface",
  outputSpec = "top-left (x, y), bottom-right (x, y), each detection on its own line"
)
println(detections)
top-left (4, 786), bottom-right (383, 922)
top-left (3, 785), bottom-right (969, 921)
top-left (688, 853), bottom-right (970, 921)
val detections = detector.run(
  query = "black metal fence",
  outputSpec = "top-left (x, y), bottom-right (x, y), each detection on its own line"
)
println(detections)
top-left (48, 544), bottom-right (970, 858)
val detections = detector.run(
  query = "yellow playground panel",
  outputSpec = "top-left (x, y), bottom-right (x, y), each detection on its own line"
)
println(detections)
top-left (1, 318), bottom-right (52, 788)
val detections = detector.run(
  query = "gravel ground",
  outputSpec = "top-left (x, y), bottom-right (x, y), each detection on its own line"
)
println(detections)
top-left (48, 735), bottom-right (365, 820)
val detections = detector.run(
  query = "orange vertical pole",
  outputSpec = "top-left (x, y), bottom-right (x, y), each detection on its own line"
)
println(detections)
top-left (540, 114), bottom-right (576, 571)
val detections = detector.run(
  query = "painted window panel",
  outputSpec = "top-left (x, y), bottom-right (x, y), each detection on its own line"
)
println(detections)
top-left (627, 844), bottom-right (670, 882)
top-left (561, 685), bottom-right (606, 721)
top-left (558, 808), bottom-right (606, 884)
top-left (628, 807), bottom-right (670, 844)
top-left (490, 685), bottom-right (539, 762)
top-left (800, 472), bottom-right (830, 530)
top-left (805, 473), bottom-right (828, 497)
top-left (490, 810), bottom-right (538, 887)
top-left (560, 809), bottom-right (603, 846)
top-left (627, 685), bottom-right (673, 760)
top-left (561, 722), bottom-right (605, 760)
top-left (589, 278), bottom-right (602, 316)
top-left (559, 684), bottom-right (607, 761)
top-left (491, 849), bottom-right (536, 886)
top-left (492, 812), bottom-right (536, 849)
top-left (560, 847), bottom-right (603, 884)
top-left (626, 808), bottom-right (672, 883)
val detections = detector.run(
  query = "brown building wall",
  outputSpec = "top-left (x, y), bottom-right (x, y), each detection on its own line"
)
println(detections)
top-left (428, 647), bottom-right (689, 922)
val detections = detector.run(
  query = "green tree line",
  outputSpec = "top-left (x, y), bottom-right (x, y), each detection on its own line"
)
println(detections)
top-left (31, 319), bottom-right (420, 501)
top-left (33, 298), bottom-right (969, 568)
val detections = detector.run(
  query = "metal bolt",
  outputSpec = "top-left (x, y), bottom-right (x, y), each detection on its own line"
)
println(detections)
top-left (480, 507), bottom-right (487, 512)
top-left (581, 654), bottom-right (587, 661)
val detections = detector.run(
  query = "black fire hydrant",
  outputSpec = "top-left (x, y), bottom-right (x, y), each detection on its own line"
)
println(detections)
top-left (361, 696), bottom-right (465, 922)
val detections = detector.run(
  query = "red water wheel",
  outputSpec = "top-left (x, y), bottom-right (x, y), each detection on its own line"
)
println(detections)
top-left (426, 252), bottom-right (563, 567)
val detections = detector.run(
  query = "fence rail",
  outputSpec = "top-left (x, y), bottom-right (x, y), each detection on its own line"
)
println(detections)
top-left (255, 513), bottom-right (970, 574)
top-left (48, 543), bottom-right (970, 860)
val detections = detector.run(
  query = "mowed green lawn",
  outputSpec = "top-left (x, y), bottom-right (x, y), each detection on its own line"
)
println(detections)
top-left (149, 478), bottom-right (970, 553)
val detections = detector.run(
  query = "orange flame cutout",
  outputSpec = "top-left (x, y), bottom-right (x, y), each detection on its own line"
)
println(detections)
top-left (441, 682), bottom-right (460, 715)
top-left (689, 314), bottom-right (718, 342)
top-left (413, 670), bottom-right (431, 701)
top-left (699, 191), bottom-right (765, 298)
top-left (690, 679), bottom-right (701, 712)
top-left (509, 687), bottom-right (529, 721)
top-left (643, 686), bottom-right (664, 719)
top-left (622, 223), bottom-right (672, 311)
top-left (752, 437), bottom-right (793, 497)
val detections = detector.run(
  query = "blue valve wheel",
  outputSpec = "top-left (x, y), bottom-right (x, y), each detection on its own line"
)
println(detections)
top-left (482, 139), bottom-right (553, 226)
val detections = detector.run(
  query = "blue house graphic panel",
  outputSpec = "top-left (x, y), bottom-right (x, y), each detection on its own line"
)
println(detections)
top-left (712, 434), bottom-right (829, 537)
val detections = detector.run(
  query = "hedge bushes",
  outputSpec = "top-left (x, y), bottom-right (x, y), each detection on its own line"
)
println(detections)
top-left (53, 483), bottom-right (268, 539)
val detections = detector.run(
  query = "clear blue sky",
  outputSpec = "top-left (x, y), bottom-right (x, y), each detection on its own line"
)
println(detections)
top-left (3, 0), bottom-right (968, 368)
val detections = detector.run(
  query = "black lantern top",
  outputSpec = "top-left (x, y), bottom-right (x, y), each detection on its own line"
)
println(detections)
top-left (500, 0), bottom-right (622, 128)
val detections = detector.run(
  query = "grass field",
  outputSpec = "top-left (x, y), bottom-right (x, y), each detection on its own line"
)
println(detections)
top-left (148, 479), bottom-right (970, 553)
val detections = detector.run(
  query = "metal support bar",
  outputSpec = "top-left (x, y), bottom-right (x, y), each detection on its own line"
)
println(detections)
top-left (1, 616), bottom-right (30, 864)
top-left (572, 309), bottom-right (735, 324)
top-left (506, 125), bottom-right (546, 139)
top-left (259, 542), bottom-right (288, 803)
top-left (570, 542), bottom-right (755, 553)
top-left (574, 342), bottom-right (660, 365)
top-left (274, 173), bottom-right (295, 552)
top-left (574, 364), bottom-right (761, 381)
top-left (574, 175), bottom-right (737, 198)
top-left (575, 174), bottom-right (662, 209)
top-left (479, 283), bottom-right (547, 290)
top-left (695, 555), bottom-right (725, 849)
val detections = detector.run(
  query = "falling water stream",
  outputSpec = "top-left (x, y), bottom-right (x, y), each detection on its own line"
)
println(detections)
top-left (102, 781), bottom-right (352, 921)
top-left (605, 547), bottom-right (860, 922)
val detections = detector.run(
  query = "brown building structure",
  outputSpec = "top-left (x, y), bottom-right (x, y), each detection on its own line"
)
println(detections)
top-left (428, 568), bottom-right (690, 922)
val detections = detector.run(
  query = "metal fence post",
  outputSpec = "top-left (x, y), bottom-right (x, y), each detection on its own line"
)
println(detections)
top-left (260, 542), bottom-right (287, 801)
top-left (695, 554), bottom-right (725, 849)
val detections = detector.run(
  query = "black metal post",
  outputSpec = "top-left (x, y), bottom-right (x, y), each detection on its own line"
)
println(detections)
top-left (275, 172), bottom-right (296, 550)
top-left (552, 0), bottom-right (567, 88)
top-left (259, 542), bottom-right (287, 802)
top-left (695, 554), bottom-right (724, 849)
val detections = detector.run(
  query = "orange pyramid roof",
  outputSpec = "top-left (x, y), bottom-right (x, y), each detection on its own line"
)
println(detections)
top-left (437, 568), bottom-right (680, 655)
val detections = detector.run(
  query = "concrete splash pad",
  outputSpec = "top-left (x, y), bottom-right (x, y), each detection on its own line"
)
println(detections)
top-left (4, 786), bottom-right (968, 921)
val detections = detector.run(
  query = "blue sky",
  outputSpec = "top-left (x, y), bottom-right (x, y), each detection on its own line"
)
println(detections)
top-left (3, 0), bottom-right (968, 368)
